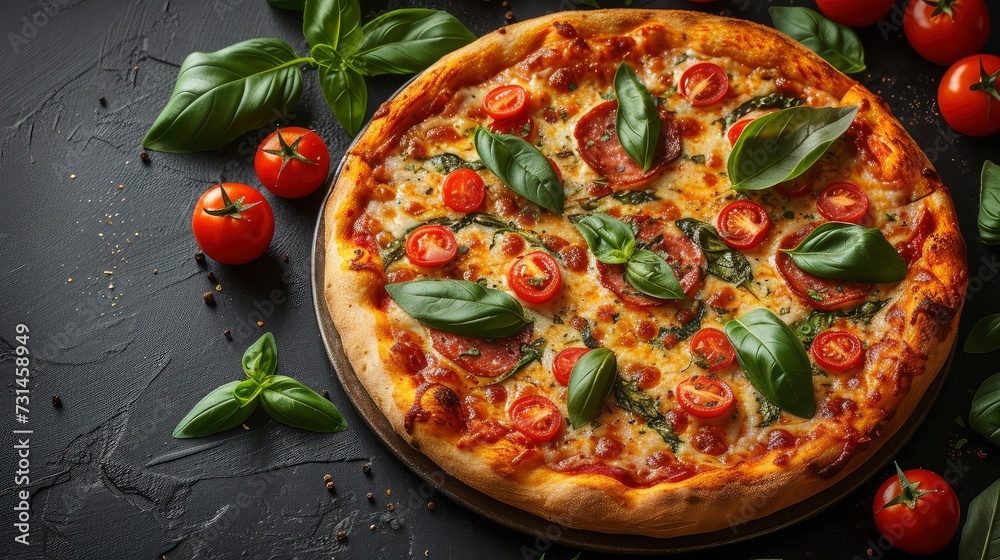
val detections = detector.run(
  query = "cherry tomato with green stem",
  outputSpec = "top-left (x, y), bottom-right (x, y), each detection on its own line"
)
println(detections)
top-left (904, 0), bottom-right (990, 66)
top-left (872, 464), bottom-right (960, 555)
top-left (192, 183), bottom-right (274, 265)
top-left (254, 127), bottom-right (330, 198)
top-left (938, 54), bottom-right (1000, 136)
top-left (816, 0), bottom-right (897, 27)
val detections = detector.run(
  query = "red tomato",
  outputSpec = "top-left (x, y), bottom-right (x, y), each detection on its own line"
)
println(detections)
top-left (717, 200), bottom-right (771, 249)
top-left (689, 329), bottom-right (736, 372)
top-left (904, 0), bottom-right (990, 66)
top-left (817, 182), bottom-right (870, 223)
top-left (254, 127), bottom-right (330, 198)
top-left (483, 85), bottom-right (530, 121)
top-left (727, 117), bottom-right (754, 146)
top-left (680, 63), bottom-right (729, 106)
top-left (441, 169), bottom-right (485, 213)
top-left (192, 183), bottom-right (274, 265)
top-left (775, 177), bottom-right (815, 198)
top-left (811, 330), bottom-right (865, 373)
top-left (815, 0), bottom-right (897, 27)
top-left (676, 376), bottom-right (735, 419)
top-left (509, 395), bottom-right (562, 442)
top-left (938, 54), bottom-right (1000, 137)
top-left (507, 251), bottom-right (562, 304)
top-left (552, 347), bottom-right (590, 386)
top-left (873, 465), bottom-right (960, 555)
top-left (405, 225), bottom-right (458, 267)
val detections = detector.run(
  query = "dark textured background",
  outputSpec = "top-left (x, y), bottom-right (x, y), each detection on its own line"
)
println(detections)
top-left (1, 0), bottom-right (998, 558)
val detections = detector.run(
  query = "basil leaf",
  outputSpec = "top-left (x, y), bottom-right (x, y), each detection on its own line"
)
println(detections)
top-left (614, 63), bottom-right (661, 172)
top-left (143, 39), bottom-right (304, 153)
top-left (959, 478), bottom-right (1000, 560)
top-left (428, 153), bottom-right (484, 175)
top-left (724, 309), bottom-right (815, 419)
top-left (488, 338), bottom-right (546, 385)
top-left (242, 332), bottom-right (277, 383)
top-left (385, 279), bottom-right (530, 339)
top-left (317, 59), bottom-right (368, 136)
top-left (966, 314), bottom-right (1000, 354)
top-left (260, 375), bottom-right (347, 432)
top-left (755, 393), bottom-right (781, 428)
top-left (173, 381), bottom-right (257, 438)
top-left (722, 93), bottom-right (804, 129)
top-left (267, 0), bottom-right (305, 9)
top-left (979, 160), bottom-right (1000, 245)
top-left (233, 378), bottom-right (263, 407)
top-left (567, 348), bottom-right (617, 429)
top-left (769, 7), bottom-right (866, 74)
top-left (350, 9), bottom-right (476, 76)
top-left (474, 127), bottom-right (564, 215)
top-left (304, 0), bottom-right (361, 55)
top-left (728, 105), bottom-right (858, 191)
top-left (675, 218), bottom-right (753, 286)
top-left (793, 300), bottom-right (886, 346)
top-left (611, 190), bottom-right (659, 205)
top-left (625, 249), bottom-right (688, 301)
top-left (782, 222), bottom-right (907, 283)
top-left (971, 373), bottom-right (1000, 448)
top-left (570, 213), bottom-right (636, 264)
top-left (614, 375), bottom-right (681, 452)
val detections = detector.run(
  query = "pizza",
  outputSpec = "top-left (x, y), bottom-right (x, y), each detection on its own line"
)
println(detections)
top-left (321, 9), bottom-right (968, 538)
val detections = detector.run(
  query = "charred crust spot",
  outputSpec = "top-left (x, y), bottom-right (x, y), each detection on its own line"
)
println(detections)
top-left (553, 21), bottom-right (578, 38)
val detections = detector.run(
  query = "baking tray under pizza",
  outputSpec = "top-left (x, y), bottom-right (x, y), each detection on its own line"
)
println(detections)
top-left (311, 165), bottom-right (955, 555)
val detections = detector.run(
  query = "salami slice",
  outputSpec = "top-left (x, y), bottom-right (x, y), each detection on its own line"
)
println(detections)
top-left (429, 326), bottom-right (533, 377)
top-left (575, 101), bottom-right (681, 186)
top-left (776, 225), bottom-right (872, 311)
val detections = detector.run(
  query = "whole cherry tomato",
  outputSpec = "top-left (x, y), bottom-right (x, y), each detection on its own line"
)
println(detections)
top-left (938, 54), bottom-right (1000, 136)
top-left (872, 464), bottom-right (960, 555)
top-left (254, 127), bottom-right (330, 198)
top-left (816, 0), bottom-right (897, 27)
top-left (904, 0), bottom-right (990, 66)
top-left (192, 183), bottom-right (274, 265)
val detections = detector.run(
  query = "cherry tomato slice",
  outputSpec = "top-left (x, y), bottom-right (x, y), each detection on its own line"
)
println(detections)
top-left (727, 117), bottom-right (754, 146)
top-left (553, 347), bottom-right (590, 386)
top-left (490, 115), bottom-right (535, 139)
top-left (717, 200), bottom-right (771, 249)
top-left (817, 182), bottom-right (870, 223)
top-left (680, 63), bottom-right (729, 107)
top-left (509, 395), bottom-right (562, 442)
top-left (441, 168), bottom-right (485, 213)
top-left (483, 85), bottom-right (530, 121)
top-left (507, 251), bottom-right (562, 304)
top-left (812, 330), bottom-right (865, 373)
top-left (689, 328), bottom-right (736, 372)
top-left (676, 376), bottom-right (735, 419)
top-left (405, 225), bottom-right (458, 267)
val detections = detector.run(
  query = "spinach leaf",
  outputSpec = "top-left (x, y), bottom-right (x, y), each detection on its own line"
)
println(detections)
top-left (567, 348), bottom-right (617, 429)
top-left (614, 375), bottom-right (681, 452)
top-left (428, 153), bottom-right (485, 174)
top-left (971, 373), bottom-right (1000, 448)
top-left (571, 213), bottom-right (636, 264)
top-left (979, 160), bottom-right (1000, 245)
top-left (260, 375), bottom-right (348, 432)
top-left (783, 222), bottom-right (907, 283)
top-left (625, 249), bottom-right (688, 301)
top-left (474, 127), bottom-right (565, 215)
top-left (612, 190), bottom-right (660, 205)
top-left (958, 478), bottom-right (1000, 560)
top-left (966, 314), bottom-right (1000, 354)
top-left (793, 300), bottom-right (886, 346)
top-left (675, 218), bottom-right (753, 286)
top-left (655, 301), bottom-right (707, 345)
top-left (728, 105), bottom-right (858, 191)
top-left (350, 9), bottom-right (476, 76)
top-left (724, 309), bottom-right (815, 419)
top-left (614, 63), bottom-right (661, 171)
top-left (173, 381), bottom-right (257, 438)
top-left (722, 93), bottom-right (804, 129)
top-left (489, 338), bottom-right (546, 385)
top-left (304, 0), bottom-right (361, 55)
top-left (755, 394), bottom-right (782, 428)
top-left (769, 7), bottom-right (866, 74)
top-left (143, 39), bottom-right (305, 153)
top-left (385, 279), bottom-right (530, 339)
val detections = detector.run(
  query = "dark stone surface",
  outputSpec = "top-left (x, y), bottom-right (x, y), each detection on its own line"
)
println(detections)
top-left (1, 0), bottom-right (998, 558)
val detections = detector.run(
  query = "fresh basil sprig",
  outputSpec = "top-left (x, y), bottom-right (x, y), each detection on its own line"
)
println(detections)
top-left (979, 160), bottom-right (1000, 245)
top-left (625, 249), bottom-right (688, 301)
top-left (728, 105), bottom-right (858, 191)
top-left (614, 63), bottom-right (661, 172)
top-left (474, 127), bottom-right (565, 215)
top-left (769, 7), bottom-right (866, 74)
top-left (965, 314), bottom-right (1000, 354)
top-left (971, 373), bottom-right (1000, 448)
top-left (724, 309), bottom-right (815, 419)
top-left (145, 0), bottom-right (474, 150)
top-left (958, 477), bottom-right (1000, 559)
top-left (173, 333), bottom-right (347, 438)
top-left (675, 218), bottom-right (753, 287)
top-left (385, 279), bottom-right (530, 339)
top-left (567, 348), bottom-right (617, 429)
top-left (782, 222), bottom-right (907, 283)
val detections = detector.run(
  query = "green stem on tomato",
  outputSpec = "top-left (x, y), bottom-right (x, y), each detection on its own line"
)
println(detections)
top-left (922, 0), bottom-right (957, 20)
top-left (202, 183), bottom-right (261, 219)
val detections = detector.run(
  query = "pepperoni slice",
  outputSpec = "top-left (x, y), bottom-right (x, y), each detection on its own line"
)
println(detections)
top-left (429, 326), bottom-right (533, 377)
top-left (776, 225), bottom-right (872, 311)
top-left (597, 232), bottom-right (704, 307)
top-left (636, 224), bottom-right (706, 299)
top-left (574, 100), bottom-right (681, 186)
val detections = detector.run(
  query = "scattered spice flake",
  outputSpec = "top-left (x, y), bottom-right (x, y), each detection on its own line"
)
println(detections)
top-left (326, 481), bottom-right (335, 491)
top-left (426, 502), bottom-right (435, 510)
top-left (67, 278), bottom-right (73, 283)
top-left (242, 424), bottom-right (250, 430)
top-left (386, 503), bottom-right (395, 511)
top-left (369, 524), bottom-right (375, 531)
top-left (256, 321), bottom-right (264, 327)
top-left (336, 530), bottom-right (347, 542)
top-left (956, 438), bottom-right (968, 450)
top-left (207, 271), bottom-right (217, 282)
top-left (955, 416), bottom-right (966, 428)
top-left (323, 474), bottom-right (332, 482)
top-left (386, 489), bottom-right (391, 496)
top-left (70, 173), bottom-right (77, 179)
top-left (194, 251), bottom-right (206, 265)
top-left (52, 395), bottom-right (62, 407)
top-left (118, 184), bottom-right (124, 189)
top-left (224, 329), bottom-right (232, 340)
top-left (322, 389), bottom-right (330, 400)
top-left (362, 463), bottom-right (371, 474)
top-left (140, 151), bottom-right (150, 164)
top-left (153, 269), bottom-right (158, 274)
top-left (203, 292), bottom-right (215, 305)
top-left (366, 492), bottom-right (374, 501)
top-left (103, 270), bottom-right (113, 275)
top-left (282, 254), bottom-right (289, 263)
top-left (99, 96), bottom-right (107, 106)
